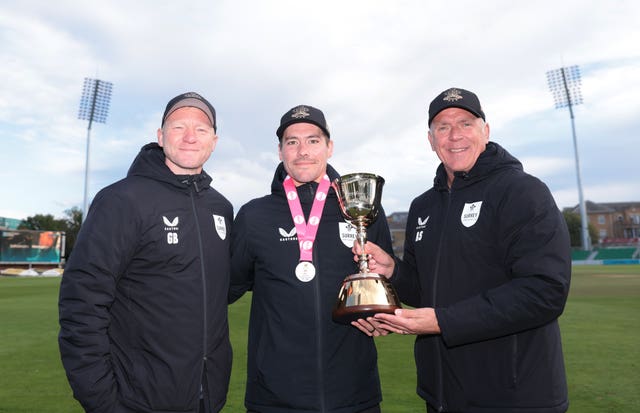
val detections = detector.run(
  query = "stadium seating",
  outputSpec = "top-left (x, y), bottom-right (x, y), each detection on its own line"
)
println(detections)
top-left (593, 247), bottom-right (637, 260)
top-left (571, 250), bottom-right (593, 261)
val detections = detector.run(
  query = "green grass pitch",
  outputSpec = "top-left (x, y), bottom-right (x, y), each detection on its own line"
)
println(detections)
top-left (0, 265), bottom-right (638, 412)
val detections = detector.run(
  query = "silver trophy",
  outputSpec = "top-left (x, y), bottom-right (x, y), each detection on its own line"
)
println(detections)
top-left (332, 173), bottom-right (401, 324)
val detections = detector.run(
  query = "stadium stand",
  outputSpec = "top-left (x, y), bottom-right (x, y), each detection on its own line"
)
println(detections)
top-left (593, 247), bottom-right (637, 260)
top-left (571, 250), bottom-right (593, 261)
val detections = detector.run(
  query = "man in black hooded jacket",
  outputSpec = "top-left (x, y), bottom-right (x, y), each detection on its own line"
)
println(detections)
top-left (229, 105), bottom-right (394, 413)
top-left (356, 88), bottom-right (571, 413)
top-left (59, 92), bottom-right (233, 413)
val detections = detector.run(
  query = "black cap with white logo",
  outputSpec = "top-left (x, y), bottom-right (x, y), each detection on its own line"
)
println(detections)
top-left (162, 92), bottom-right (217, 131)
top-left (276, 105), bottom-right (330, 140)
top-left (428, 88), bottom-right (485, 126)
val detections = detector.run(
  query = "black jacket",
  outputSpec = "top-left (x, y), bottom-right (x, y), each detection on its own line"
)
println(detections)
top-left (393, 142), bottom-right (571, 412)
top-left (229, 163), bottom-right (394, 413)
top-left (59, 143), bottom-right (233, 413)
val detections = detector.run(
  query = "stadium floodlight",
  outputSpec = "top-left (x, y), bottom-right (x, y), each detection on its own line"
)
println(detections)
top-left (546, 65), bottom-right (590, 251)
top-left (77, 78), bottom-right (113, 223)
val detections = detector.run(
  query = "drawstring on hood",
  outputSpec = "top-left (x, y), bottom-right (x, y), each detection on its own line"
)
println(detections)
top-left (179, 175), bottom-right (203, 193)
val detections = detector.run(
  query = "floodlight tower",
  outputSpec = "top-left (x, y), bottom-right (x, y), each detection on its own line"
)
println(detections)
top-left (77, 78), bottom-right (113, 222)
top-left (546, 65), bottom-right (590, 251)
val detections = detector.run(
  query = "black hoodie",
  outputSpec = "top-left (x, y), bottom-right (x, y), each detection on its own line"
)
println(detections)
top-left (393, 142), bottom-right (571, 412)
top-left (59, 143), bottom-right (233, 413)
top-left (230, 163), bottom-right (394, 413)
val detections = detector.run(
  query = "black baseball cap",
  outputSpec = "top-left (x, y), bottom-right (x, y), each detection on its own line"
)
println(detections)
top-left (276, 105), bottom-right (330, 140)
top-left (428, 88), bottom-right (485, 126)
top-left (162, 92), bottom-right (217, 131)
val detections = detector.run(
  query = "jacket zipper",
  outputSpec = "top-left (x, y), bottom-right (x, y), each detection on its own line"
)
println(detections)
top-left (511, 334), bottom-right (518, 387)
top-left (188, 183), bottom-right (208, 404)
top-left (311, 199), bottom-right (327, 412)
top-left (431, 189), bottom-right (451, 412)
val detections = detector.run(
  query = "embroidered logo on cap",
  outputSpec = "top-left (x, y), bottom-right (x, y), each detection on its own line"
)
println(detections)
top-left (291, 106), bottom-right (311, 119)
top-left (182, 92), bottom-right (203, 100)
top-left (443, 88), bottom-right (463, 102)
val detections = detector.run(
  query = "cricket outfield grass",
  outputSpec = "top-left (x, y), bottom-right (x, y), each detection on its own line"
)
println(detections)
top-left (0, 264), bottom-right (638, 412)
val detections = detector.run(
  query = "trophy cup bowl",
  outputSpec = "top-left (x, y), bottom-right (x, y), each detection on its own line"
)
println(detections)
top-left (331, 173), bottom-right (401, 324)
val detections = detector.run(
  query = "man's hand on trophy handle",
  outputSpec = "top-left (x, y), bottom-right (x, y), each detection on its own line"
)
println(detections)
top-left (352, 240), bottom-right (395, 278)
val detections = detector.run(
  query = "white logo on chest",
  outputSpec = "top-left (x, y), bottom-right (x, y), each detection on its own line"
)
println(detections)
top-left (339, 222), bottom-right (358, 247)
top-left (163, 216), bottom-right (179, 244)
top-left (279, 227), bottom-right (297, 241)
top-left (213, 214), bottom-right (227, 240)
top-left (460, 201), bottom-right (483, 228)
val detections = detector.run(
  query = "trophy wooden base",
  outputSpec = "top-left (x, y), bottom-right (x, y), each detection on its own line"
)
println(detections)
top-left (332, 304), bottom-right (400, 324)
top-left (331, 273), bottom-right (402, 324)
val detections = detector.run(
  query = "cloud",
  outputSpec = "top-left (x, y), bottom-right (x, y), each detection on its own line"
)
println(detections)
top-left (1, 0), bottom-right (639, 220)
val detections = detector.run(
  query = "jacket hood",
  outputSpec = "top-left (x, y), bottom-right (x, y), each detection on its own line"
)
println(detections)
top-left (270, 162), bottom-right (341, 201)
top-left (434, 141), bottom-right (523, 190)
top-left (127, 142), bottom-right (213, 192)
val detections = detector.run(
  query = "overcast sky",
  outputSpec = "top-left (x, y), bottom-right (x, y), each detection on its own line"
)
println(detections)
top-left (1, 0), bottom-right (639, 220)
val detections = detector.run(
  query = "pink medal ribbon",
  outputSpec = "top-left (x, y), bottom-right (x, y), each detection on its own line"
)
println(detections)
top-left (283, 174), bottom-right (331, 282)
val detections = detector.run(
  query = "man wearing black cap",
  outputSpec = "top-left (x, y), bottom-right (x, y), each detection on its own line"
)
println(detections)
top-left (59, 92), bottom-right (233, 413)
top-left (229, 105), bottom-right (394, 412)
top-left (355, 88), bottom-right (571, 412)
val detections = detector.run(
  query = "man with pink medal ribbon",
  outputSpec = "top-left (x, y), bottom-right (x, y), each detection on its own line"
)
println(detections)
top-left (229, 104), bottom-right (394, 413)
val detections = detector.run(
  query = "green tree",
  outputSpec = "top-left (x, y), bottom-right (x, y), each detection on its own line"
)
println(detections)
top-left (563, 211), bottom-right (598, 248)
top-left (18, 214), bottom-right (66, 231)
top-left (62, 207), bottom-right (82, 258)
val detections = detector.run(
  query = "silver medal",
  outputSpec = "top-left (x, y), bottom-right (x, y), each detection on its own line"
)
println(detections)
top-left (295, 261), bottom-right (316, 282)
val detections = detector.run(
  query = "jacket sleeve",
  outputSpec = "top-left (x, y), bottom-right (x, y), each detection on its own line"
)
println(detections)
top-left (58, 188), bottom-right (139, 413)
top-left (436, 176), bottom-right (571, 347)
top-left (229, 205), bottom-right (255, 303)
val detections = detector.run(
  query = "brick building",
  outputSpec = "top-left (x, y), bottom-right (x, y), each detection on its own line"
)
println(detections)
top-left (386, 211), bottom-right (408, 258)
top-left (564, 201), bottom-right (640, 244)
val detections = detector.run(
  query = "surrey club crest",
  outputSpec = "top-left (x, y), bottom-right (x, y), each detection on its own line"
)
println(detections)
top-left (339, 222), bottom-right (358, 247)
top-left (443, 88), bottom-right (463, 102)
top-left (460, 201), bottom-right (482, 228)
top-left (213, 214), bottom-right (227, 240)
top-left (291, 106), bottom-right (311, 119)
